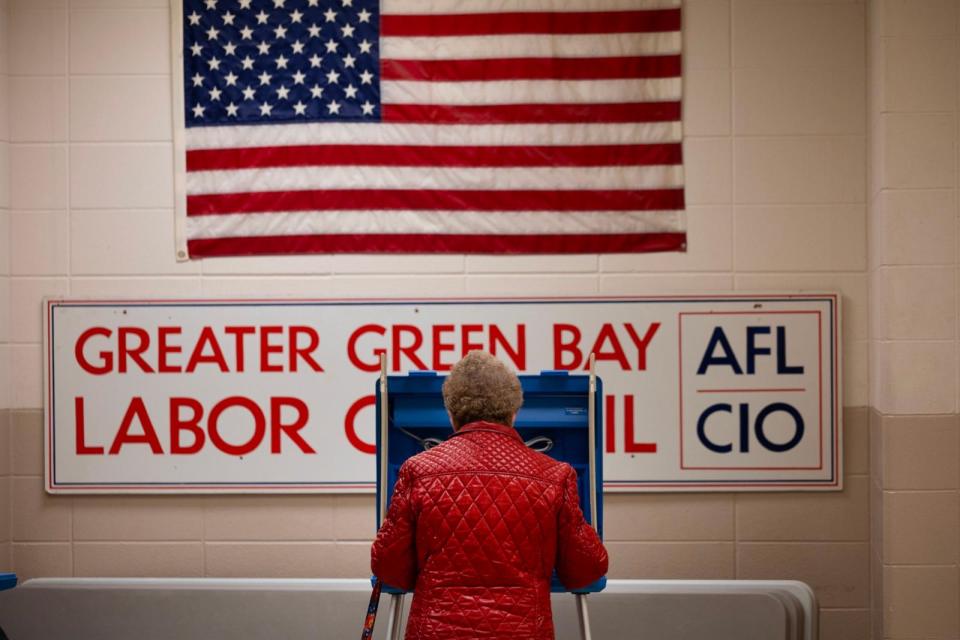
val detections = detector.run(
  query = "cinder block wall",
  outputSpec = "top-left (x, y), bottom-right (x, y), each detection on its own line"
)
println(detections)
top-left (867, 1), bottom-right (960, 638)
top-left (0, 1), bottom-right (875, 639)
top-left (0, 0), bottom-right (12, 576)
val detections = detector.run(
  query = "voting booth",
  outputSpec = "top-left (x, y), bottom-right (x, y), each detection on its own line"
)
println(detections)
top-left (0, 574), bottom-right (16, 592)
top-left (373, 359), bottom-right (606, 639)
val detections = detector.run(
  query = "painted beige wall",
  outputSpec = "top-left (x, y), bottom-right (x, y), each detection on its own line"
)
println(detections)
top-left (867, 1), bottom-right (960, 638)
top-left (0, 0), bottom-right (11, 578)
top-left (0, 1), bottom-right (879, 639)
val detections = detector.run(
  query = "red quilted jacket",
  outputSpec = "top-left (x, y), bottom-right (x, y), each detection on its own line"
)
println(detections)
top-left (371, 420), bottom-right (609, 639)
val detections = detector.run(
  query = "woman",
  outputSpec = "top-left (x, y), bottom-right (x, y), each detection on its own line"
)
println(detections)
top-left (371, 351), bottom-right (608, 639)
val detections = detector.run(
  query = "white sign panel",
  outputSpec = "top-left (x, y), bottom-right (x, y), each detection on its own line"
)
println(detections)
top-left (44, 296), bottom-right (841, 493)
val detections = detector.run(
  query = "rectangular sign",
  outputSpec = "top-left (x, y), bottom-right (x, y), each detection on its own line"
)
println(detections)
top-left (44, 295), bottom-right (841, 493)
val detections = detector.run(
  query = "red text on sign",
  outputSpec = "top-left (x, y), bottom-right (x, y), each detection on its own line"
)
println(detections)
top-left (74, 325), bottom-right (325, 374)
top-left (74, 395), bottom-right (316, 456)
top-left (553, 322), bottom-right (661, 371)
top-left (604, 394), bottom-right (657, 454)
top-left (347, 323), bottom-right (526, 372)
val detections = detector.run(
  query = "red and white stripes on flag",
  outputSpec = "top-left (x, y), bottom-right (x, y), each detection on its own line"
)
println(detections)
top-left (176, 0), bottom-right (686, 258)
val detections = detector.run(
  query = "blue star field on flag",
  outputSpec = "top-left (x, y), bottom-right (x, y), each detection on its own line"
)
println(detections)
top-left (183, 0), bottom-right (380, 126)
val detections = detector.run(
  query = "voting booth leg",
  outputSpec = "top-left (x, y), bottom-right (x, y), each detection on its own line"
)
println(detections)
top-left (575, 356), bottom-right (597, 640)
top-left (575, 593), bottom-right (593, 640)
top-left (386, 593), bottom-right (405, 640)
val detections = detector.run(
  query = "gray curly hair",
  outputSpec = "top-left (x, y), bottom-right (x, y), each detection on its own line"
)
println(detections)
top-left (442, 351), bottom-right (523, 428)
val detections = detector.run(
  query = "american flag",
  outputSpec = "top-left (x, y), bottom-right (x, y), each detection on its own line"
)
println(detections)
top-left (176, 0), bottom-right (686, 258)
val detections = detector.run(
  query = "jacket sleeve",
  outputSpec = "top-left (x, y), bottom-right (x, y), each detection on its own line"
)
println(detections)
top-left (555, 464), bottom-right (609, 590)
top-left (370, 461), bottom-right (418, 591)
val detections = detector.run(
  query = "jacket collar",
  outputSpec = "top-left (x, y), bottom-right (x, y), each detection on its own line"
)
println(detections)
top-left (454, 420), bottom-right (523, 443)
